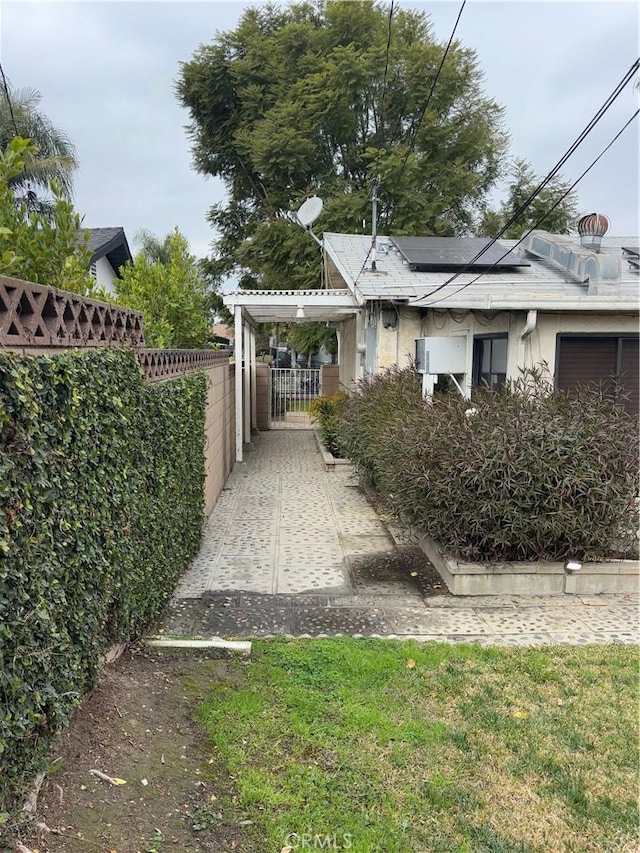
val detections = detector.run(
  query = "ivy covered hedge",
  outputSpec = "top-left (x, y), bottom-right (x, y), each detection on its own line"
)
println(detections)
top-left (0, 348), bottom-right (207, 810)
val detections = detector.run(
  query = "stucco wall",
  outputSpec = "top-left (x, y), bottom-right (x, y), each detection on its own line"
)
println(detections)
top-left (203, 362), bottom-right (236, 517)
top-left (421, 309), bottom-right (639, 393)
top-left (377, 306), bottom-right (422, 370)
top-left (320, 364), bottom-right (340, 396)
top-left (256, 362), bottom-right (270, 430)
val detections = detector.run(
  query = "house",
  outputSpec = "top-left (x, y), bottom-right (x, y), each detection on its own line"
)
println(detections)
top-left (212, 322), bottom-right (234, 348)
top-left (322, 219), bottom-right (639, 413)
top-left (223, 216), bottom-right (639, 461)
top-left (86, 227), bottom-right (133, 294)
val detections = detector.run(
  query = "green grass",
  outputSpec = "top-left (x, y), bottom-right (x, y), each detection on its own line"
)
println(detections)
top-left (286, 398), bottom-right (313, 413)
top-left (196, 639), bottom-right (639, 853)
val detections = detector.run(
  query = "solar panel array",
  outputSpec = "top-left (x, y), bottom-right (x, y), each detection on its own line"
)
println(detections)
top-left (390, 236), bottom-right (530, 271)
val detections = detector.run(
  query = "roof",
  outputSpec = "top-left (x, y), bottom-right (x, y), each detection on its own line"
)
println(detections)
top-left (212, 322), bottom-right (234, 342)
top-left (85, 227), bottom-right (133, 277)
top-left (323, 232), bottom-right (640, 312)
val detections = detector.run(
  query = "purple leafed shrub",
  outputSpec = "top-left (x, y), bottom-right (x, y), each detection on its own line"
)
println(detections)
top-left (338, 366), bottom-right (639, 563)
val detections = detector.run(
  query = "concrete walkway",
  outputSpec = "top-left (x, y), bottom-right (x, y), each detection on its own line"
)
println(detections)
top-left (163, 431), bottom-right (639, 645)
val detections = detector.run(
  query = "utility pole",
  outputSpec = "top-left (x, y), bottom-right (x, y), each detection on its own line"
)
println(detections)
top-left (371, 179), bottom-right (379, 272)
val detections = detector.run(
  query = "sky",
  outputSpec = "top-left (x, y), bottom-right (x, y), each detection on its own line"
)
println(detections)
top-left (1, 0), bottom-right (638, 268)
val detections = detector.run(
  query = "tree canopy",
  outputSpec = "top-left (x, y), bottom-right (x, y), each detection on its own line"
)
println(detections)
top-left (284, 320), bottom-right (337, 363)
top-left (478, 158), bottom-right (580, 239)
top-left (177, 0), bottom-right (509, 290)
top-left (0, 84), bottom-right (78, 214)
top-left (114, 228), bottom-right (215, 349)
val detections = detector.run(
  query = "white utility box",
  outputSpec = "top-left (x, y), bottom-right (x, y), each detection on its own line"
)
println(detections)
top-left (415, 336), bottom-right (467, 375)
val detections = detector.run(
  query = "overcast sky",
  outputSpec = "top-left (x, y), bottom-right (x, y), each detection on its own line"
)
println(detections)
top-left (1, 1), bottom-right (638, 264)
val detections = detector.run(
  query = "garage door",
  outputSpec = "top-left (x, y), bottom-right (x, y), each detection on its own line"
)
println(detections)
top-left (556, 336), bottom-right (639, 414)
top-left (556, 335), bottom-right (640, 413)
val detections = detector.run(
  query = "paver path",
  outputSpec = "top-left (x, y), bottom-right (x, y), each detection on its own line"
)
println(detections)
top-left (164, 431), bottom-right (639, 645)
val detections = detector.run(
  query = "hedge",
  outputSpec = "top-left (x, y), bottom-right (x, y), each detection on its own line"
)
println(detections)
top-left (0, 348), bottom-right (207, 811)
top-left (338, 366), bottom-right (639, 563)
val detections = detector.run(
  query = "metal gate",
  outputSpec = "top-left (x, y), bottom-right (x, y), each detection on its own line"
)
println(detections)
top-left (270, 367), bottom-right (321, 429)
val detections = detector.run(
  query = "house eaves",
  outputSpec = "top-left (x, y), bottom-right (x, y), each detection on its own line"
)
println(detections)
top-left (86, 227), bottom-right (133, 277)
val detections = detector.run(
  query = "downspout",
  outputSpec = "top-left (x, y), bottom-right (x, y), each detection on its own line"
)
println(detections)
top-left (520, 309), bottom-right (537, 340)
top-left (519, 309), bottom-right (537, 377)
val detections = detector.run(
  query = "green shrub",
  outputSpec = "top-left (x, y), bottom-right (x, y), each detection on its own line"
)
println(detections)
top-left (309, 391), bottom-right (347, 457)
top-left (338, 367), bottom-right (639, 563)
top-left (0, 348), bottom-right (207, 811)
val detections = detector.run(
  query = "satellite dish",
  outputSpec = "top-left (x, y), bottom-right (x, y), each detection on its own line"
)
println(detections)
top-left (296, 195), bottom-right (323, 227)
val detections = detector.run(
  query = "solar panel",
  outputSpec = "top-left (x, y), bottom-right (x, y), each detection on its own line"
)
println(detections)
top-left (390, 236), bottom-right (530, 271)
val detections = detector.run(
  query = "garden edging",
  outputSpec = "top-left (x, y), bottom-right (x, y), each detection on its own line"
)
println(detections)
top-left (313, 428), bottom-right (353, 473)
top-left (417, 532), bottom-right (640, 596)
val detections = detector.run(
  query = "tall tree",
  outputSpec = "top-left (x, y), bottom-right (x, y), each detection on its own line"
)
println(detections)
top-left (114, 228), bottom-right (214, 349)
top-left (135, 228), bottom-right (173, 265)
top-left (0, 84), bottom-right (78, 209)
top-left (285, 321), bottom-right (337, 365)
top-left (177, 1), bottom-right (509, 290)
top-left (478, 158), bottom-right (580, 238)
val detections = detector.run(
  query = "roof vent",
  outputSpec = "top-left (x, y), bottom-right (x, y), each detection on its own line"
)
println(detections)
top-left (577, 213), bottom-right (610, 253)
top-left (522, 230), bottom-right (621, 293)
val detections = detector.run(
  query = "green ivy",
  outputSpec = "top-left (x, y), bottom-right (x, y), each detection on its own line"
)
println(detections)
top-left (0, 348), bottom-right (207, 811)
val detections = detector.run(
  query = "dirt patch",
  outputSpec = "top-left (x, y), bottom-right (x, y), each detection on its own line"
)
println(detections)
top-left (10, 646), bottom-right (255, 853)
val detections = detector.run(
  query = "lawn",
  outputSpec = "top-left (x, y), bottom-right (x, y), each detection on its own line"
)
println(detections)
top-left (197, 638), bottom-right (638, 853)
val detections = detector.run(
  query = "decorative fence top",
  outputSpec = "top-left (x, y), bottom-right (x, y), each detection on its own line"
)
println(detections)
top-left (140, 349), bottom-right (230, 383)
top-left (0, 275), bottom-right (145, 348)
top-left (1, 276), bottom-right (231, 383)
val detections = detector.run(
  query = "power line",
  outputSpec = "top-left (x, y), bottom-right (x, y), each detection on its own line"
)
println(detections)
top-left (412, 57), bottom-right (640, 303)
top-left (355, 1), bottom-right (395, 287)
top-left (355, 0), bottom-right (464, 290)
top-left (389, 0), bottom-right (466, 210)
top-left (371, 0), bottom-right (395, 182)
top-left (0, 63), bottom-right (19, 138)
top-left (415, 107), bottom-right (640, 308)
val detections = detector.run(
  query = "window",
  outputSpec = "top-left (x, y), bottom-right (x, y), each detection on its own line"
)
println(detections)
top-left (472, 335), bottom-right (508, 390)
top-left (556, 335), bottom-right (639, 414)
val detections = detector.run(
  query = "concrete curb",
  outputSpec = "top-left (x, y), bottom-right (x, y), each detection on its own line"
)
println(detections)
top-left (145, 637), bottom-right (252, 656)
top-left (313, 428), bottom-right (353, 472)
top-left (417, 533), bottom-right (640, 597)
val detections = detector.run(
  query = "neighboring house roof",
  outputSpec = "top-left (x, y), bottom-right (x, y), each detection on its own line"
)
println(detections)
top-left (323, 232), bottom-right (639, 312)
top-left (212, 322), bottom-right (234, 343)
top-left (86, 227), bottom-right (133, 278)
